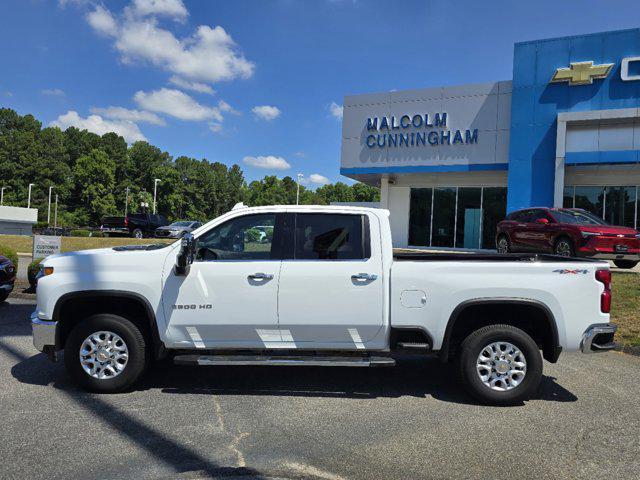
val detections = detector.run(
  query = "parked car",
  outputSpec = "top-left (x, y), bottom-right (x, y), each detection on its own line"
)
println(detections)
top-left (496, 207), bottom-right (640, 269)
top-left (32, 204), bottom-right (616, 405)
top-left (100, 213), bottom-right (169, 238)
top-left (155, 220), bottom-right (202, 239)
top-left (0, 255), bottom-right (16, 302)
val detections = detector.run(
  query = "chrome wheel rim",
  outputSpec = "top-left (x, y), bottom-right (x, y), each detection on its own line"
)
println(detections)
top-left (476, 341), bottom-right (527, 392)
top-left (497, 238), bottom-right (508, 253)
top-left (134, 231), bottom-right (142, 239)
top-left (79, 331), bottom-right (129, 379)
top-left (555, 241), bottom-right (571, 256)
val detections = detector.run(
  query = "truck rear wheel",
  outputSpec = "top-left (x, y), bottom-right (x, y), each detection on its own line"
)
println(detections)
top-left (132, 228), bottom-right (143, 239)
top-left (64, 314), bottom-right (147, 393)
top-left (458, 324), bottom-right (542, 405)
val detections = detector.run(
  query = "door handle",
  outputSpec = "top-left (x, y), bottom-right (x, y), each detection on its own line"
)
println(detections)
top-left (351, 273), bottom-right (378, 281)
top-left (248, 272), bottom-right (274, 280)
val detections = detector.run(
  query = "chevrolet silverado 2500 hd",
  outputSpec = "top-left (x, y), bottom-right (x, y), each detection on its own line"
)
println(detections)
top-left (31, 204), bottom-right (617, 405)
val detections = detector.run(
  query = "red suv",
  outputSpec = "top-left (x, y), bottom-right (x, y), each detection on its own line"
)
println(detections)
top-left (496, 207), bottom-right (640, 269)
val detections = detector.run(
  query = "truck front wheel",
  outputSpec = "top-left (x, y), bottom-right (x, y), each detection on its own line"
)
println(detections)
top-left (64, 314), bottom-right (147, 393)
top-left (458, 324), bottom-right (542, 405)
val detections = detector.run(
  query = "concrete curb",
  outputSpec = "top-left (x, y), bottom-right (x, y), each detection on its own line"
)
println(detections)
top-left (617, 344), bottom-right (640, 357)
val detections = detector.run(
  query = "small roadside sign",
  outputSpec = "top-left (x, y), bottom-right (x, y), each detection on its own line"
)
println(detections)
top-left (33, 235), bottom-right (62, 260)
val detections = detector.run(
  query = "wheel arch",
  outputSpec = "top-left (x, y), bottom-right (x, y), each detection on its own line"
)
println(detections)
top-left (439, 298), bottom-right (561, 364)
top-left (53, 290), bottom-right (165, 359)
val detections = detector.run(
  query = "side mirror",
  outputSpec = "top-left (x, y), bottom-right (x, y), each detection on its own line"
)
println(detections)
top-left (175, 233), bottom-right (197, 276)
top-left (536, 218), bottom-right (549, 225)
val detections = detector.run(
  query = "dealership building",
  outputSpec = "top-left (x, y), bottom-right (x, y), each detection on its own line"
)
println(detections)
top-left (340, 28), bottom-right (640, 249)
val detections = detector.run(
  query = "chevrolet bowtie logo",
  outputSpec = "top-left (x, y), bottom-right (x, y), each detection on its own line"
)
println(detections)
top-left (550, 61), bottom-right (614, 86)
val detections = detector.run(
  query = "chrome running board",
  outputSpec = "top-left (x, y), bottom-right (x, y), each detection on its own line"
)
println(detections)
top-left (174, 354), bottom-right (396, 367)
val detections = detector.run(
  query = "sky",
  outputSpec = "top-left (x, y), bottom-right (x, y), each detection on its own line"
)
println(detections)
top-left (1, 0), bottom-right (640, 186)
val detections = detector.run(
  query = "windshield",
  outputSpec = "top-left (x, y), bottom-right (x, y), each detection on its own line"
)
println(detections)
top-left (170, 221), bottom-right (193, 227)
top-left (552, 209), bottom-right (608, 226)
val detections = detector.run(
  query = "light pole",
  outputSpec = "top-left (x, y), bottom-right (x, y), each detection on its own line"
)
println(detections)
top-left (47, 186), bottom-right (54, 225)
top-left (296, 173), bottom-right (303, 205)
top-left (27, 183), bottom-right (34, 209)
top-left (0, 186), bottom-right (9, 205)
top-left (124, 186), bottom-right (130, 217)
top-left (54, 194), bottom-right (58, 231)
top-left (153, 179), bottom-right (161, 214)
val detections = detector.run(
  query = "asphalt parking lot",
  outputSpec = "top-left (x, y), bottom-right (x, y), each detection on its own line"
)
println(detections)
top-left (1, 298), bottom-right (639, 480)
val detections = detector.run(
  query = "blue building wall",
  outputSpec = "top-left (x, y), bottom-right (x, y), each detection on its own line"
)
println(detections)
top-left (506, 28), bottom-right (640, 213)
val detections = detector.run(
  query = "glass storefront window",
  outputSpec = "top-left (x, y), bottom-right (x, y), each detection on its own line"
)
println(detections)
top-left (408, 188), bottom-right (432, 246)
top-left (574, 186), bottom-right (605, 218)
top-left (604, 186), bottom-right (637, 228)
top-left (432, 188), bottom-right (457, 247)
top-left (408, 186), bottom-right (508, 250)
top-left (562, 187), bottom-right (574, 208)
top-left (455, 188), bottom-right (482, 249)
top-left (481, 187), bottom-right (508, 249)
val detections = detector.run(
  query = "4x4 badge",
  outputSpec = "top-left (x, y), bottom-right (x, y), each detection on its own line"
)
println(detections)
top-left (553, 269), bottom-right (588, 274)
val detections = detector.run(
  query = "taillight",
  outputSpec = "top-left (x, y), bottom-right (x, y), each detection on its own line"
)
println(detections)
top-left (595, 269), bottom-right (611, 313)
top-left (124, 217), bottom-right (128, 227)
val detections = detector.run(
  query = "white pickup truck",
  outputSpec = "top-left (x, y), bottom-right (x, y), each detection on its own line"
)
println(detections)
top-left (31, 204), bottom-right (617, 405)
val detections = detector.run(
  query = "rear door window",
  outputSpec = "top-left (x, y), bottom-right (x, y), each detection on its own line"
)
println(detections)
top-left (293, 213), bottom-right (369, 260)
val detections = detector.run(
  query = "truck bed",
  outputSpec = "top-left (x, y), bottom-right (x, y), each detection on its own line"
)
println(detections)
top-left (392, 251), bottom-right (603, 263)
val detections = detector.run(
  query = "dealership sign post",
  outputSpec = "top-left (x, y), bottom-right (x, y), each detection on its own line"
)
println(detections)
top-left (33, 235), bottom-right (61, 260)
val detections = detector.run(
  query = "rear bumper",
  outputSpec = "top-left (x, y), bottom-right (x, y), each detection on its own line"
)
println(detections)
top-left (579, 252), bottom-right (640, 261)
top-left (31, 310), bottom-right (58, 353)
top-left (100, 227), bottom-right (129, 234)
top-left (580, 323), bottom-right (618, 353)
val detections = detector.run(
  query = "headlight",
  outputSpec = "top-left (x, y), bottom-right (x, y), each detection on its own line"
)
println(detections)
top-left (37, 266), bottom-right (54, 278)
top-left (581, 231), bottom-right (602, 238)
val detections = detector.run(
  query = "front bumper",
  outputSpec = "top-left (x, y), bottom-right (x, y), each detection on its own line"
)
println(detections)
top-left (580, 323), bottom-right (618, 353)
top-left (31, 310), bottom-right (58, 353)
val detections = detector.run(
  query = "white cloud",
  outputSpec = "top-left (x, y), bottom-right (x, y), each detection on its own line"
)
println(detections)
top-left (133, 88), bottom-right (222, 121)
top-left (85, 4), bottom-right (254, 85)
top-left (90, 106), bottom-right (166, 126)
top-left (130, 0), bottom-right (188, 20)
top-left (217, 99), bottom-right (239, 115)
top-left (329, 101), bottom-right (343, 119)
top-left (243, 155), bottom-right (291, 170)
top-left (209, 123), bottom-right (223, 133)
top-left (50, 111), bottom-right (146, 143)
top-left (41, 88), bottom-right (65, 97)
top-left (168, 75), bottom-right (214, 94)
top-left (252, 105), bottom-right (281, 121)
top-left (309, 173), bottom-right (330, 185)
top-left (86, 5), bottom-right (118, 37)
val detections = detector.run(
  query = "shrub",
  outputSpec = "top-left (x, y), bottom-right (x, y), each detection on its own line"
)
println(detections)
top-left (28, 258), bottom-right (43, 288)
top-left (70, 229), bottom-right (91, 237)
top-left (90, 231), bottom-right (104, 238)
top-left (0, 245), bottom-right (18, 267)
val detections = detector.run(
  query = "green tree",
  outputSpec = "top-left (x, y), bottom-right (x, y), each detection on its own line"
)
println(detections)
top-left (73, 149), bottom-right (117, 224)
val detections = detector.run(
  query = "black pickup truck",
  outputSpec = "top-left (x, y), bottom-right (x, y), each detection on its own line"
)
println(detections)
top-left (100, 213), bottom-right (169, 238)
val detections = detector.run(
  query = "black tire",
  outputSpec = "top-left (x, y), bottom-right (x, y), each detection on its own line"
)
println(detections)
top-left (554, 237), bottom-right (575, 257)
top-left (613, 260), bottom-right (638, 269)
top-left (0, 290), bottom-right (9, 303)
top-left (132, 228), bottom-right (143, 239)
top-left (64, 314), bottom-right (147, 393)
top-left (458, 324), bottom-right (543, 406)
top-left (496, 235), bottom-right (510, 254)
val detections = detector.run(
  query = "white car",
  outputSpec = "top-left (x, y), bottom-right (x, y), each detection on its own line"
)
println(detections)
top-left (31, 204), bottom-right (616, 405)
